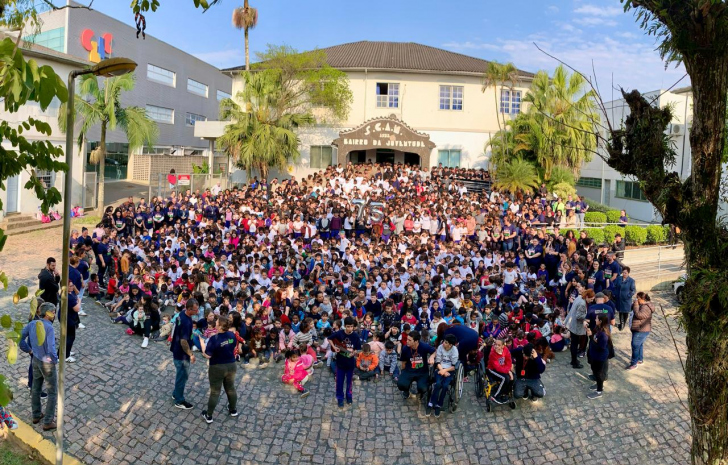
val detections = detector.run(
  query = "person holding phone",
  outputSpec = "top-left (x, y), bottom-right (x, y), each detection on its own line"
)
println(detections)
top-left (586, 314), bottom-right (611, 399)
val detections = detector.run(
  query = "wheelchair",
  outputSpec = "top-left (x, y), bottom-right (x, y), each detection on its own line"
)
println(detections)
top-left (474, 359), bottom-right (515, 412)
top-left (423, 362), bottom-right (464, 413)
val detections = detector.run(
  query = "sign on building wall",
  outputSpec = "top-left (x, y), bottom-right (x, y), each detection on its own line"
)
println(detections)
top-left (81, 29), bottom-right (113, 63)
top-left (177, 174), bottom-right (191, 186)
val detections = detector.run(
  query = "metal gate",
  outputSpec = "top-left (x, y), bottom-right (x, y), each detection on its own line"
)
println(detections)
top-left (6, 174), bottom-right (19, 212)
top-left (150, 173), bottom-right (229, 199)
top-left (83, 172), bottom-right (97, 209)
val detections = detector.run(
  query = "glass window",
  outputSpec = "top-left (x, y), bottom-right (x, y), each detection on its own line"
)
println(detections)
top-left (187, 79), bottom-right (208, 97)
top-left (439, 85), bottom-right (464, 111)
top-left (500, 89), bottom-right (511, 114)
top-left (146, 104), bottom-right (174, 124)
top-left (147, 64), bottom-right (176, 87)
top-left (616, 180), bottom-right (647, 201)
top-left (24, 27), bottom-right (65, 52)
top-left (310, 146), bottom-right (333, 169)
top-left (576, 177), bottom-right (603, 189)
top-left (185, 112), bottom-right (207, 126)
top-left (36, 170), bottom-right (54, 190)
top-left (217, 90), bottom-right (231, 101)
top-left (511, 91), bottom-right (522, 114)
top-left (376, 83), bottom-right (399, 108)
top-left (437, 149), bottom-right (462, 168)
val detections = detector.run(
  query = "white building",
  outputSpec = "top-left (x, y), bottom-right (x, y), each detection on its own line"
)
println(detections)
top-left (196, 41), bottom-right (534, 177)
top-left (576, 86), bottom-right (694, 222)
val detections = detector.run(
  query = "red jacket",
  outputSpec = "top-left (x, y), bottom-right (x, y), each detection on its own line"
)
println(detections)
top-left (487, 346), bottom-right (512, 374)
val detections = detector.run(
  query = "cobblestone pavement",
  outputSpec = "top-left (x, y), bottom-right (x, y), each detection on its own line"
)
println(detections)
top-left (0, 228), bottom-right (691, 465)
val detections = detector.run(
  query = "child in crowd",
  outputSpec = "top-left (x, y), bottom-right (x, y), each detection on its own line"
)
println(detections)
top-left (281, 349), bottom-right (312, 398)
top-left (88, 273), bottom-right (101, 301)
top-left (328, 316), bottom-right (362, 408)
top-left (549, 326), bottom-right (566, 352)
top-left (355, 343), bottom-right (379, 381)
top-left (378, 340), bottom-right (400, 381)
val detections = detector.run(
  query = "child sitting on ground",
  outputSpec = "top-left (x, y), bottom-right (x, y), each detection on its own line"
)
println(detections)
top-left (378, 340), bottom-right (400, 381)
top-left (549, 326), bottom-right (566, 352)
top-left (281, 349), bottom-right (312, 398)
top-left (88, 273), bottom-right (101, 301)
top-left (355, 343), bottom-right (380, 381)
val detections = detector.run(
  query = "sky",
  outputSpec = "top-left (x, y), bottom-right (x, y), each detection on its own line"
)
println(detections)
top-left (86, 0), bottom-right (687, 95)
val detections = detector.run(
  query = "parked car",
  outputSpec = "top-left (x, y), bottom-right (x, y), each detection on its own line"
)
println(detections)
top-left (673, 273), bottom-right (687, 303)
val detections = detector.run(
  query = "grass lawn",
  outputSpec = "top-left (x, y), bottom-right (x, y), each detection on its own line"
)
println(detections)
top-left (0, 438), bottom-right (47, 465)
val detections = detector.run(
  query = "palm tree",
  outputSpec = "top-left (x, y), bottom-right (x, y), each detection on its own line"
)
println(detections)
top-left (482, 61), bottom-right (519, 160)
top-left (232, 1), bottom-right (258, 71)
top-left (493, 156), bottom-right (540, 194)
top-left (218, 70), bottom-right (314, 179)
top-left (59, 74), bottom-right (158, 212)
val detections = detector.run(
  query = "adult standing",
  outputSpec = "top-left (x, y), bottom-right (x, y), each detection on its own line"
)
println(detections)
top-left (61, 281), bottom-right (81, 363)
top-left (171, 299), bottom-right (198, 409)
top-left (38, 257), bottom-right (60, 307)
top-left (397, 332), bottom-right (435, 401)
top-left (566, 284), bottom-right (588, 369)
top-left (626, 292), bottom-right (654, 370)
top-left (69, 256), bottom-right (86, 328)
top-left (201, 317), bottom-right (238, 424)
top-left (586, 314), bottom-right (611, 399)
top-left (614, 266), bottom-right (636, 331)
top-left (22, 303), bottom-right (59, 431)
top-left (95, 234), bottom-right (110, 288)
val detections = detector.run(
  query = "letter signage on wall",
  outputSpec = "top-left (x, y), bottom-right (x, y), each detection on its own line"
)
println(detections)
top-left (81, 29), bottom-right (113, 63)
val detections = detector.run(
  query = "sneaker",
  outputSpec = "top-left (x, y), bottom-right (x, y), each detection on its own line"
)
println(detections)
top-left (78, 323), bottom-right (86, 329)
top-left (78, 310), bottom-right (88, 316)
top-left (571, 363), bottom-right (583, 369)
top-left (587, 391), bottom-right (603, 399)
top-left (588, 374), bottom-right (596, 381)
top-left (529, 396), bottom-right (539, 403)
top-left (577, 351), bottom-right (585, 358)
top-left (259, 362), bottom-right (268, 369)
top-left (192, 346), bottom-right (199, 352)
top-left (617, 323), bottom-right (623, 331)
top-left (401, 391), bottom-right (410, 400)
top-left (338, 400), bottom-right (344, 408)
top-left (229, 409), bottom-right (238, 417)
top-left (65, 356), bottom-right (76, 363)
top-left (300, 388), bottom-right (310, 398)
top-left (201, 411), bottom-right (213, 424)
top-left (175, 401), bottom-right (194, 410)
top-left (312, 361), bottom-right (323, 368)
top-left (626, 364), bottom-right (638, 370)
top-left (637, 361), bottom-right (644, 365)
top-left (434, 407), bottom-right (441, 417)
top-left (69, 352), bottom-right (75, 356)
top-left (425, 404), bottom-right (432, 416)
top-left (7, 419), bottom-right (18, 430)
top-left (141, 337), bottom-right (149, 348)
top-left (40, 391), bottom-right (48, 399)
top-left (275, 354), bottom-right (283, 363)
top-left (346, 398), bottom-right (352, 405)
top-left (589, 384), bottom-right (599, 391)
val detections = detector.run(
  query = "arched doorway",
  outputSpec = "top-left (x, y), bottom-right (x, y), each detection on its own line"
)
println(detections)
top-left (404, 152), bottom-right (420, 166)
top-left (376, 149), bottom-right (395, 165)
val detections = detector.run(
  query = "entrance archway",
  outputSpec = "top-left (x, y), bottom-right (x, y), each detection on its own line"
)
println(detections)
top-left (404, 152), bottom-right (421, 166)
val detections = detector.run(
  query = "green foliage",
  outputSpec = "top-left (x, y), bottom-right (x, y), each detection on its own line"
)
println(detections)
top-left (546, 166), bottom-right (575, 189)
top-left (603, 225), bottom-right (622, 244)
top-left (493, 157), bottom-right (540, 194)
top-left (585, 198), bottom-right (611, 213)
top-left (552, 182), bottom-right (577, 200)
top-left (646, 224), bottom-right (668, 244)
top-left (583, 228), bottom-right (605, 244)
top-left (192, 161), bottom-right (210, 174)
top-left (624, 225), bottom-right (647, 245)
top-left (0, 375), bottom-right (11, 407)
top-left (0, 315), bottom-right (10, 329)
top-left (584, 211), bottom-right (607, 225)
top-left (560, 228), bottom-right (576, 239)
top-left (606, 210), bottom-right (624, 224)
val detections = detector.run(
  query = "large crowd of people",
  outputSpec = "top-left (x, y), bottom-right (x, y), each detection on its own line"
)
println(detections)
top-left (22, 161), bottom-right (654, 427)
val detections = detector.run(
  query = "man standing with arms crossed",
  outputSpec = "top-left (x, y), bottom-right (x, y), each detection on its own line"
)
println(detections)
top-left (171, 299), bottom-right (198, 409)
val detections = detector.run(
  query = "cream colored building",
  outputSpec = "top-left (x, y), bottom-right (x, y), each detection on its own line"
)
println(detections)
top-left (196, 41), bottom-right (533, 177)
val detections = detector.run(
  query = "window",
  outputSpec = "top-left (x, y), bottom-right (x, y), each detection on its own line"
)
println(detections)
top-left (147, 64), bottom-right (176, 87)
top-left (36, 170), bottom-right (54, 190)
top-left (25, 97), bottom-right (61, 117)
top-left (500, 89), bottom-right (522, 114)
top-left (217, 90), bottom-right (231, 101)
top-left (146, 105), bottom-right (174, 124)
top-left (438, 149), bottom-right (462, 168)
top-left (439, 85), bottom-right (464, 110)
top-left (187, 79), bottom-right (208, 97)
top-left (376, 83), bottom-right (399, 108)
top-left (24, 27), bottom-right (65, 53)
top-left (616, 180), bottom-right (648, 201)
top-left (310, 146), bottom-right (333, 169)
top-left (576, 177), bottom-right (603, 189)
top-left (185, 112), bottom-right (207, 126)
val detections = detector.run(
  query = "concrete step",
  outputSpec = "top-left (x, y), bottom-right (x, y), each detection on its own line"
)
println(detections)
top-left (4, 214), bottom-right (35, 223)
top-left (2, 220), bottom-right (63, 236)
top-left (2, 218), bottom-right (44, 231)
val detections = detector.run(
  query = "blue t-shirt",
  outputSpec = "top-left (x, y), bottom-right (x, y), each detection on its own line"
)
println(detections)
top-left (69, 266), bottom-right (83, 294)
top-left (328, 329), bottom-right (362, 371)
top-left (400, 342), bottom-right (436, 373)
top-left (586, 303), bottom-right (615, 332)
top-left (77, 260), bottom-right (90, 281)
top-left (67, 292), bottom-right (80, 327)
top-left (170, 312), bottom-right (193, 361)
top-left (204, 331), bottom-right (236, 365)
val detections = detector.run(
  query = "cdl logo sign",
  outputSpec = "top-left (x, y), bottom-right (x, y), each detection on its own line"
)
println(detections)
top-left (81, 29), bottom-right (113, 63)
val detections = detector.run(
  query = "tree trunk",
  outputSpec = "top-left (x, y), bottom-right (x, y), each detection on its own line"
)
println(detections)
top-left (97, 122), bottom-right (106, 214)
top-left (244, 28), bottom-right (249, 71)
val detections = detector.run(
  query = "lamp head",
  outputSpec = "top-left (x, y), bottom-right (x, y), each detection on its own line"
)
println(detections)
top-left (90, 57), bottom-right (137, 77)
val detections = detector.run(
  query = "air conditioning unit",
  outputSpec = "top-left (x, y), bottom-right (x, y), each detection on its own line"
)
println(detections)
top-left (671, 124), bottom-right (685, 136)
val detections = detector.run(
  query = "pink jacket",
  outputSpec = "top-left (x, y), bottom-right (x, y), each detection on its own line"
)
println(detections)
top-left (279, 329), bottom-right (296, 351)
top-left (285, 355), bottom-right (313, 381)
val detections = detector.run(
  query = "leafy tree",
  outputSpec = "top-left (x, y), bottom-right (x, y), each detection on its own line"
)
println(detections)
top-left (58, 74), bottom-right (158, 212)
top-left (482, 62), bottom-right (520, 161)
top-left (232, 1), bottom-right (258, 72)
top-left (610, 1), bottom-right (728, 463)
top-left (217, 71), bottom-right (315, 179)
top-left (492, 156), bottom-right (540, 194)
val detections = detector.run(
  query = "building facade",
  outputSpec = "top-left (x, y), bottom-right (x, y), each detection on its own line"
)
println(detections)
top-left (197, 41), bottom-right (533, 179)
top-left (29, 3), bottom-right (232, 182)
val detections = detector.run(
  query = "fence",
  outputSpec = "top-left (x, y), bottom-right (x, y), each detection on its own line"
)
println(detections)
top-left (149, 173), bottom-right (229, 200)
top-left (624, 243), bottom-right (686, 290)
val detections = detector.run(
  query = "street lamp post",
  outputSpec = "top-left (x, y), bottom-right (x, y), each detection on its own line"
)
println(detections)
top-left (58, 57), bottom-right (137, 465)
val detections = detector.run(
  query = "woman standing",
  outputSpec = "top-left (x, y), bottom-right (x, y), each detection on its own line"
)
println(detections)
top-left (566, 284), bottom-right (589, 369)
top-left (201, 317), bottom-right (238, 424)
top-left (586, 314), bottom-right (611, 399)
top-left (626, 292), bottom-right (654, 370)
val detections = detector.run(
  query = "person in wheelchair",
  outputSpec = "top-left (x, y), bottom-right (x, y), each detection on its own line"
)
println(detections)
top-left (438, 320), bottom-right (479, 380)
top-left (425, 334), bottom-right (459, 417)
top-left (513, 343), bottom-right (546, 402)
top-left (486, 338), bottom-right (513, 404)
top-left (397, 332), bottom-right (436, 401)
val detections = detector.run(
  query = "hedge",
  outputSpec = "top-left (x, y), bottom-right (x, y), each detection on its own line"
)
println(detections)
top-left (583, 228), bottom-right (605, 244)
top-left (606, 210), bottom-right (624, 224)
top-left (646, 224), bottom-right (668, 244)
top-left (625, 225), bottom-right (647, 245)
top-left (585, 198), bottom-right (611, 213)
top-left (584, 211), bottom-right (607, 225)
top-left (603, 225), bottom-right (622, 244)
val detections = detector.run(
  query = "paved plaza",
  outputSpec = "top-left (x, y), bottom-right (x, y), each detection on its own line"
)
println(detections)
top-left (0, 226), bottom-right (690, 465)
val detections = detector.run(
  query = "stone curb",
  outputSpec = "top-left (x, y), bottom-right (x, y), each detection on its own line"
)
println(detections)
top-left (9, 416), bottom-right (84, 465)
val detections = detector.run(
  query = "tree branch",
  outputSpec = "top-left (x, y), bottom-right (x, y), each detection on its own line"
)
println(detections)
top-left (40, 0), bottom-right (95, 10)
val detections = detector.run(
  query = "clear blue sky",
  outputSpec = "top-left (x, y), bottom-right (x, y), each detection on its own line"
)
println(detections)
top-left (89, 0), bottom-right (686, 93)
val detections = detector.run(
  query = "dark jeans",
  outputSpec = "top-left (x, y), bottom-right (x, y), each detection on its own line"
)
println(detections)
top-left (570, 334), bottom-right (585, 365)
top-left (357, 367), bottom-right (379, 381)
top-left (207, 362), bottom-right (237, 416)
top-left (27, 355), bottom-right (34, 388)
top-left (429, 371), bottom-right (454, 407)
top-left (31, 358), bottom-right (57, 425)
top-left (591, 359), bottom-right (608, 392)
top-left (134, 320), bottom-right (160, 338)
top-left (487, 369), bottom-right (512, 399)
top-left (618, 312), bottom-right (629, 328)
top-left (59, 323), bottom-right (77, 358)
top-left (515, 378), bottom-right (545, 398)
top-left (397, 369), bottom-right (428, 395)
top-left (173, 358), bottom-right (191, 403)
top-left (336, 366), bottom-right (354, 402)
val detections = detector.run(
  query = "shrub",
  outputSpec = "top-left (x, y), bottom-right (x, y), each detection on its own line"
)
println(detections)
top-left (603, 225), bottom-right (622, 244)
top-left (583, 228), bottom-right (605, 244)
top-left (584, 212), bottom-right (607, 225)
top-left (646, 224), bottom-right (668, 244)
top-left (546, 167), bottom-right (575, 190)
top-left (625, 225), bottom-right (647, 245)
top-left (585, 198), bottom-right (610, 213)
top-left (552, 182), bottom-right (577, 200)
top-left (606, 210), bottom-right (624, 224)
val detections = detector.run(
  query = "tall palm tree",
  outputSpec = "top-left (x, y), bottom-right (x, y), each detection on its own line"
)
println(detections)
top-left (232, 1), bottom-right (258, 71)
top-left (482, 62), bottom-right (519, 161)
top-left (59, 74), bottom-right (158, 212)
top-left (493, 156), bottom-right (540, 194)
top-left (218, 70), bottom-right (314, 179)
